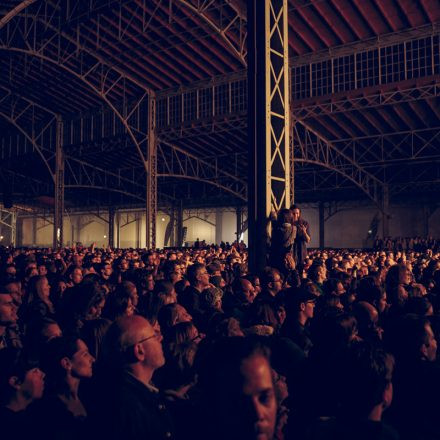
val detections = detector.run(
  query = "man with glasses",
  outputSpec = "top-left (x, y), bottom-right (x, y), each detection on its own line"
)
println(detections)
top-left (179, 263), bottom-right (211, 326)
top-left (96, 315), bottom-right (175, 440)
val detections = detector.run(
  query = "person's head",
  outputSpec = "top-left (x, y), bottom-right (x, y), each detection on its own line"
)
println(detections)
top-left (0, 289), bottom-right (17, 328)
top-left (245, 275), bottom-right (262, 295)
top-left (290, 204), bottom-right (301, 223)
top-left (103, 315), bottom-right (164, 374)
top-left (200, 286), bottom-right (223, 310)
top-left (153, 280), bottom-right (177, 305)
top-left (164, 321), bottom-right (202, 346)
top-left (386, 264), bottom-right (411, 288)
top-left (186, 263), bottom-right (210, 289)
top-left (157, 303), bottom-right (192, 335)
top-left (3, 278), bottom-right (23, 305)
top-left (307, 263), bottom-right (327, 284)
top-left (70, 267), bottom-right (83, 285)
top-left (43, 335), bottom-right (95, 389)
top-left (286, 288), bottom-right (317, 323)
top-left (80, 318), bottom-right (112, 361)
top-left (357, 277), bottom-right (387, 314)
top-left (198, 337), bottom-right (277, 440)
top-left (277, 208), bottom-right (294, 226)
top-left (404, 296), bottom-right (433, 316)
top-left (121, 281), bottom-right (139, 308)
top-left (244, 301), bottom-right (280, 334)
top-left (0, 348), bottom-right (45, 408)
top-left (352, 301), bottom-right (382, 343)
top-left (100, 262), bottom-right (113, 279)
top-left (260, 268), bottom-right (283, 295)
top-left (29, 275), bottom-right (51, 302)
top-left (232, 277), bottom-right (257, 304)
top-left (102, 286), bottom-right (134, 321)
top-left (339, 342), bottom-right (394, 419)
top-left (38, 264), bottom-right (48, 277)
top-left (26, 318), bottom-right (63, 348)
top-left (386, 314), bottom-right (437, 362)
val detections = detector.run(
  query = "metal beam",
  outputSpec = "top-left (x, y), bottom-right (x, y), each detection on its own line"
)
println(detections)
top-left (157, 140), bottom-right (247, 201)
top-left (53, 115), bottom-right (64, 249)
top-left (293, 120), bottom-right (382, 207)
top-left (177, 0), bottom-right (247, 66)
top-left (248, 0), bottom-right (290, 272)
top-left (146, 93), bottom-right (157, 249)
top-left (293, 78), bottom-right (440, 119)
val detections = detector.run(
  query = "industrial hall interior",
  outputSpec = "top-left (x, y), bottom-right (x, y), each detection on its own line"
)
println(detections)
top-left (0, 0), bottom-right (437, 251)
top-left (1, 2), bottom-right (440, 440)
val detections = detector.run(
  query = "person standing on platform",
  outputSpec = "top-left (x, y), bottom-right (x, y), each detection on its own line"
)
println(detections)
top-left (291, 205), bottom-right (311, 277)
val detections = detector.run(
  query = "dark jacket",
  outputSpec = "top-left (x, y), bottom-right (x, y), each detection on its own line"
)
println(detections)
top-left (294, 219), bottom-right (310, 267)
top-left (96, 371), bottom-right (175, 440)
top-left (269, 223), bottom-right (296, 273)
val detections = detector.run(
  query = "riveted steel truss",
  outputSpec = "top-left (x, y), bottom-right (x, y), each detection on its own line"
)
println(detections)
top-left (293, 79), bottom-right (440, 119)
top-left (334, 127), bottom-right (440, 167)
top-left (158, 140), bottom-right (247, 201)
top-left (177, 0), bottom-right (247, 66)
top-left (0, 207), bottom-right (17, 246)
top-left (292, 120), bottom-right (382, 207)
top-left (0, 90), bottom-right (147, 202)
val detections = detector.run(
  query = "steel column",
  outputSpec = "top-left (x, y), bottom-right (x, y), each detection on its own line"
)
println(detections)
top-left (53, 116), bottom-right (64, 250)
top-left (32, 216), bottom-right (37, 246)
top-left (319, 202), bottom-right (325, 250)
top-left (236, 206), bottom-right (242, 243)
top-left (115, 211), bottom-right (120, 248)
top-left (215, 208), bottom-right (223, 244)
top-left (176, 203), bottom-right (184, 247)
top-left (248, 0), bottom-right (290, 272)
top-left (10, 211), bottom-right (16, 247)
top-left (108, 207), bottom-right (115, 248)
top-left (169, 207), bottom-right (176, 247)
top-left (146, 94), bottom-right (157, 249)
top-left (382, 185), bottom-right (390, 238)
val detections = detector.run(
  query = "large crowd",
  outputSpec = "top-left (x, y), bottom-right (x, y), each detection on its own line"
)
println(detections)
top-left (1, 205), bottom-right (440, 440)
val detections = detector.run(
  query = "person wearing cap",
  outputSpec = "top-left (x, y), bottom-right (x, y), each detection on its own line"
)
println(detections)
top-left (280, 288), bottom-right (317, 356)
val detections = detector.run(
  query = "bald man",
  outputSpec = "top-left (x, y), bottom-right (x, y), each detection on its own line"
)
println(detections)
top-left (96, 315), bottom-right (175, 440)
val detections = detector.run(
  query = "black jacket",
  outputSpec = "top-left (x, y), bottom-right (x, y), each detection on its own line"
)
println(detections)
top-left (95, 371), bottom-right (175, 440)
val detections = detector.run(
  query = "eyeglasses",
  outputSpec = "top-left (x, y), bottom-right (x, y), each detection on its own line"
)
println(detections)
top-left (125, 333), bottom-right (160, 349)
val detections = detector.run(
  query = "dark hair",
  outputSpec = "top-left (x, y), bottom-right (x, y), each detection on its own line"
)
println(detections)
top-left (338, 342), bottom-right (394, 417)
top-left (187, 263), bottom-right (205, 285)
top-left (157, 303), bottom-right (180, 333)
top-left (277, 208), bottom-right (294, 225)
top-left (197, 336), bottom-right (272, 396)
top-left (259, 267), bottom-right (281, 289)
top-left (80, 318), bottom-right (112, 360)
top-left (156, 341), bottom-right (198, 391)
top-left (41, 334), bottom-right (81, 391)
top-left (164, 321), bottom-right (198, 346)
top-left (385, 314), bottom-right (431, 362)
top-left (404, 296), bottom-right (433, 316)
top-left (102, 286), bottom-right (131, 321)
top-left (0, 348), bottom-right (39, 404)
